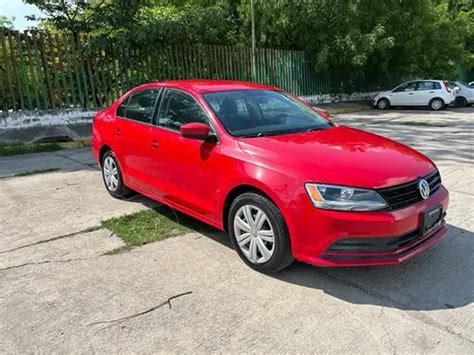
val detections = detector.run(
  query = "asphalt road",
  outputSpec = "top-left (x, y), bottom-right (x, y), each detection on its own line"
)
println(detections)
top-left (1, 107), bottom-right (473, 353)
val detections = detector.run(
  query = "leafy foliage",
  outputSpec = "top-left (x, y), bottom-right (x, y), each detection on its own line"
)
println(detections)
top-left (238, 0), bottom-right (472, 81)
top-left (16, 0), bottom-right (474, 85)
top-left (0, 16), bottom-right (15, 29)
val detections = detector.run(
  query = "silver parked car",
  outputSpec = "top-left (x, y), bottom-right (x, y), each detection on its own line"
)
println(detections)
top-left (450, 82), bottom-right (474, 107)
top-left (373, 80), bottom-right (456, 111)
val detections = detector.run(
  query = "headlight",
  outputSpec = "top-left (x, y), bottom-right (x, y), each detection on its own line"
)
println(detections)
top-left (305, 183), bottom-right (388, 211)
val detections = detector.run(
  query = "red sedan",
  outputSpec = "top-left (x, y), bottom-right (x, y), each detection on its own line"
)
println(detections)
top-left (93, 80), bottom-right (449, 273)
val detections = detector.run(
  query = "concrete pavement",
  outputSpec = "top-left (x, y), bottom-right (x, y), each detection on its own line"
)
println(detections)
top-left (0, 107), bottom-right (473, 353)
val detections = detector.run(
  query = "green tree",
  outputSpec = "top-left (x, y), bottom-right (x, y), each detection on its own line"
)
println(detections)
top-left (21, 0), bottom-right (474, 87)
top-left (0, 15), bottom-right (15, 29)
top-left (24, 0), bottom-right (108, 40)
top-left (238, 0), bottom-right (472, 83)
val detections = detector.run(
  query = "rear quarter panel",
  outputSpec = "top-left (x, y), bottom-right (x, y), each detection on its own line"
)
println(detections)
top-left (92, 107), bottom-right (117, 164)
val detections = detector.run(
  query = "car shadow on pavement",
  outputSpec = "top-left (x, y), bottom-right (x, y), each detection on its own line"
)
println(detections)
top-left (144, 202), bottom-right (472, 312)
top-left (274, 224), bottom-right (473, 311)
top-left (149, 202), bottom-right (234, 248)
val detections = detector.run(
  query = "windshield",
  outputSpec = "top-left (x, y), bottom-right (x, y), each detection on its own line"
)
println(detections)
top-left (202, 90), bottom-right (332, 137)
top-left (456, 81), bottom-right (472, 89)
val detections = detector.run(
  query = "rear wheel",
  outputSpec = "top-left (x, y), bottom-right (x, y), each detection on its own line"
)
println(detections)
top-left (377, 98), bottom-right (390, 110)
top-left (101, 150), bottom-right (133, 199)
top-left (429, 98), bottom-right (445, 111)
top-left (228, 192), bottom-right (294, 273)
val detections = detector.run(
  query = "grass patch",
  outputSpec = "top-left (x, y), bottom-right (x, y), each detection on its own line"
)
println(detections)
top-left (0, 138), bottom-right (91, 157)
top-left (102, 205), bottom-right (220, 253)
top-left (102, 207), bottom-right (193, 250)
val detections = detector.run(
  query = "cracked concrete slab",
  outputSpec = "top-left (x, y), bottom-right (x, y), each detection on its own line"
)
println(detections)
top-left (0, 166), bottom-right (154, 251)
top-left (0, 228), bottom-right (124, 270)
top-left (1, 233), bottom-right (472, 353)
top-left (0, 107), bottom-right (473, 353)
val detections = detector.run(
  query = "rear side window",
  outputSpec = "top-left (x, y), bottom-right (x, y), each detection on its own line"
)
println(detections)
top-left (416, 81), bottom-right (441, 91)
top-left (157, 89), bottom-right (209, 130)
top-left (120, 89), bottom-right (160, 124)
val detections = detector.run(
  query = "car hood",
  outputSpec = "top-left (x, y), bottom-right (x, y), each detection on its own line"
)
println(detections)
top-left (238, 126), bottom-right (435, 189)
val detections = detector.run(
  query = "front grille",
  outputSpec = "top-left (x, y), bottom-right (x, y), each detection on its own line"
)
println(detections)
top-left (377, 169), bottom-right (441, 210)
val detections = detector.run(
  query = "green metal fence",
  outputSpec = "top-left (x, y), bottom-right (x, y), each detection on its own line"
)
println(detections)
top-left (0, 29), bottom-right (394, 111)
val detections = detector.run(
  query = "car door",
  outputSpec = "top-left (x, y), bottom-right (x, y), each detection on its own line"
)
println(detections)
top-left (389, 81), bottom-right (418, 105)
top-left (115, 88), bottom-right (161, 192)
top-left (148, 88), bottom-right (219, 221)
top-left (415, 81), bottom-right (440, 105)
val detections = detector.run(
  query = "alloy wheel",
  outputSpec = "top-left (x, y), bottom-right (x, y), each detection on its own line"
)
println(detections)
top-left (378, 99), bottom-right (388, 109)
top-left (233, 204), bottom-right (275, 264)
top-left (103, 156), bottom-right (119, 192)
top-left (431, 99), bottom-right (443, 110)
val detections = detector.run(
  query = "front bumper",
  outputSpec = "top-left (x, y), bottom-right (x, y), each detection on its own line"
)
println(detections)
top-left (290, 185), bottom-right (449, 266)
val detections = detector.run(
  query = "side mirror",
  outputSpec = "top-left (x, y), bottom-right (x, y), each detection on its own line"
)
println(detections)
top-left (180, 122), bottom-right (212, 140)
top-left (453, 86), bottom-right (461, 93)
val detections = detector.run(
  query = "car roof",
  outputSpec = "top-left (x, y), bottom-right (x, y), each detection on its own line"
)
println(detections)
top-left (155, 79), bottom-right (280, 93)
top-left (404, 80), bottom-right (444, 83)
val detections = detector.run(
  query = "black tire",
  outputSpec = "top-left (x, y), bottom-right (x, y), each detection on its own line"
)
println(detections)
top-left (429, 98), bottom-right (445, 111)
top-left (377, 98), bottom-right (390, 110)
top-left (455, 96), bottom-right (468, 107)
top-left (228, 192), bottom-right (294, 273)
top-left (101, 150), bottom-right (134, 199)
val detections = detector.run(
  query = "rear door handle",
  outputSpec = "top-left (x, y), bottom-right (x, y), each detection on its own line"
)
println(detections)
top-left (115, 128), bottom-right (122, 137)
top-left (408, 93), bottom-right (414, 95)
top-left (429, 91), bottom-right (435, 93)
top-left (151, 139), bottom-right (159, 149)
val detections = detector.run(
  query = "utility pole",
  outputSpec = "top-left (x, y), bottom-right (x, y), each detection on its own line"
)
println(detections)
top-left (250, 0), bottom-right (256, 81)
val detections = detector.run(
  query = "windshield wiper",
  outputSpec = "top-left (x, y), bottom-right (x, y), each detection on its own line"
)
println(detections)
top-left (240, 128), bottom-right (326, 138)
top-left (305, 127), bottom-right (326, 132)
top-left (239, 132), bottom-right (272, 138)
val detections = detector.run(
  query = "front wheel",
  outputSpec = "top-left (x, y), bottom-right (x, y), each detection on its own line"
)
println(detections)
top-left (228, 192), bottom-right (294, 273)
top-left (377, 98), bottom-right (390, 110)
top-left (455, 96), bottom-right (467, 107)
top-left (430, 98), bottom-right (445, 111)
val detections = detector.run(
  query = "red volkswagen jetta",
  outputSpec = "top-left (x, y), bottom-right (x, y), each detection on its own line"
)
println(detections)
top-left (93, 80), bottom-right (449, 273)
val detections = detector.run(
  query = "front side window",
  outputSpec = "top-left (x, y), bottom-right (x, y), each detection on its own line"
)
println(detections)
top-left (393, 82), bottom-right (417, 92)
top-left (203, 90), bottom-right (331, 137)
top-left (117, 96), bottom-right (129, 117)
top-left (122, 89), bottom-right (160, 123)
top-left (157, 89), bottom-right (209, 130)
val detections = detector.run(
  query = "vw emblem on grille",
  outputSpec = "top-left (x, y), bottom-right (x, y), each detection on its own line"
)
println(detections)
top-left (418, 179), bottom-right (430, 200)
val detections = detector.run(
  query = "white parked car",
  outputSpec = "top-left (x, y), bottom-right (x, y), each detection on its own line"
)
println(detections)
top-left (373, 80), bottom-right (456, 111)
top-left (451, 81), bottom-right (474, 106)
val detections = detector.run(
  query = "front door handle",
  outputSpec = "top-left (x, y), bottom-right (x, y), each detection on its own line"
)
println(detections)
top-left (115, 128), bottom-right (122, 137)
top-left (151, 139), bottom-right (159, 149)
top-left (408, 93), bottom-right (414, 95)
